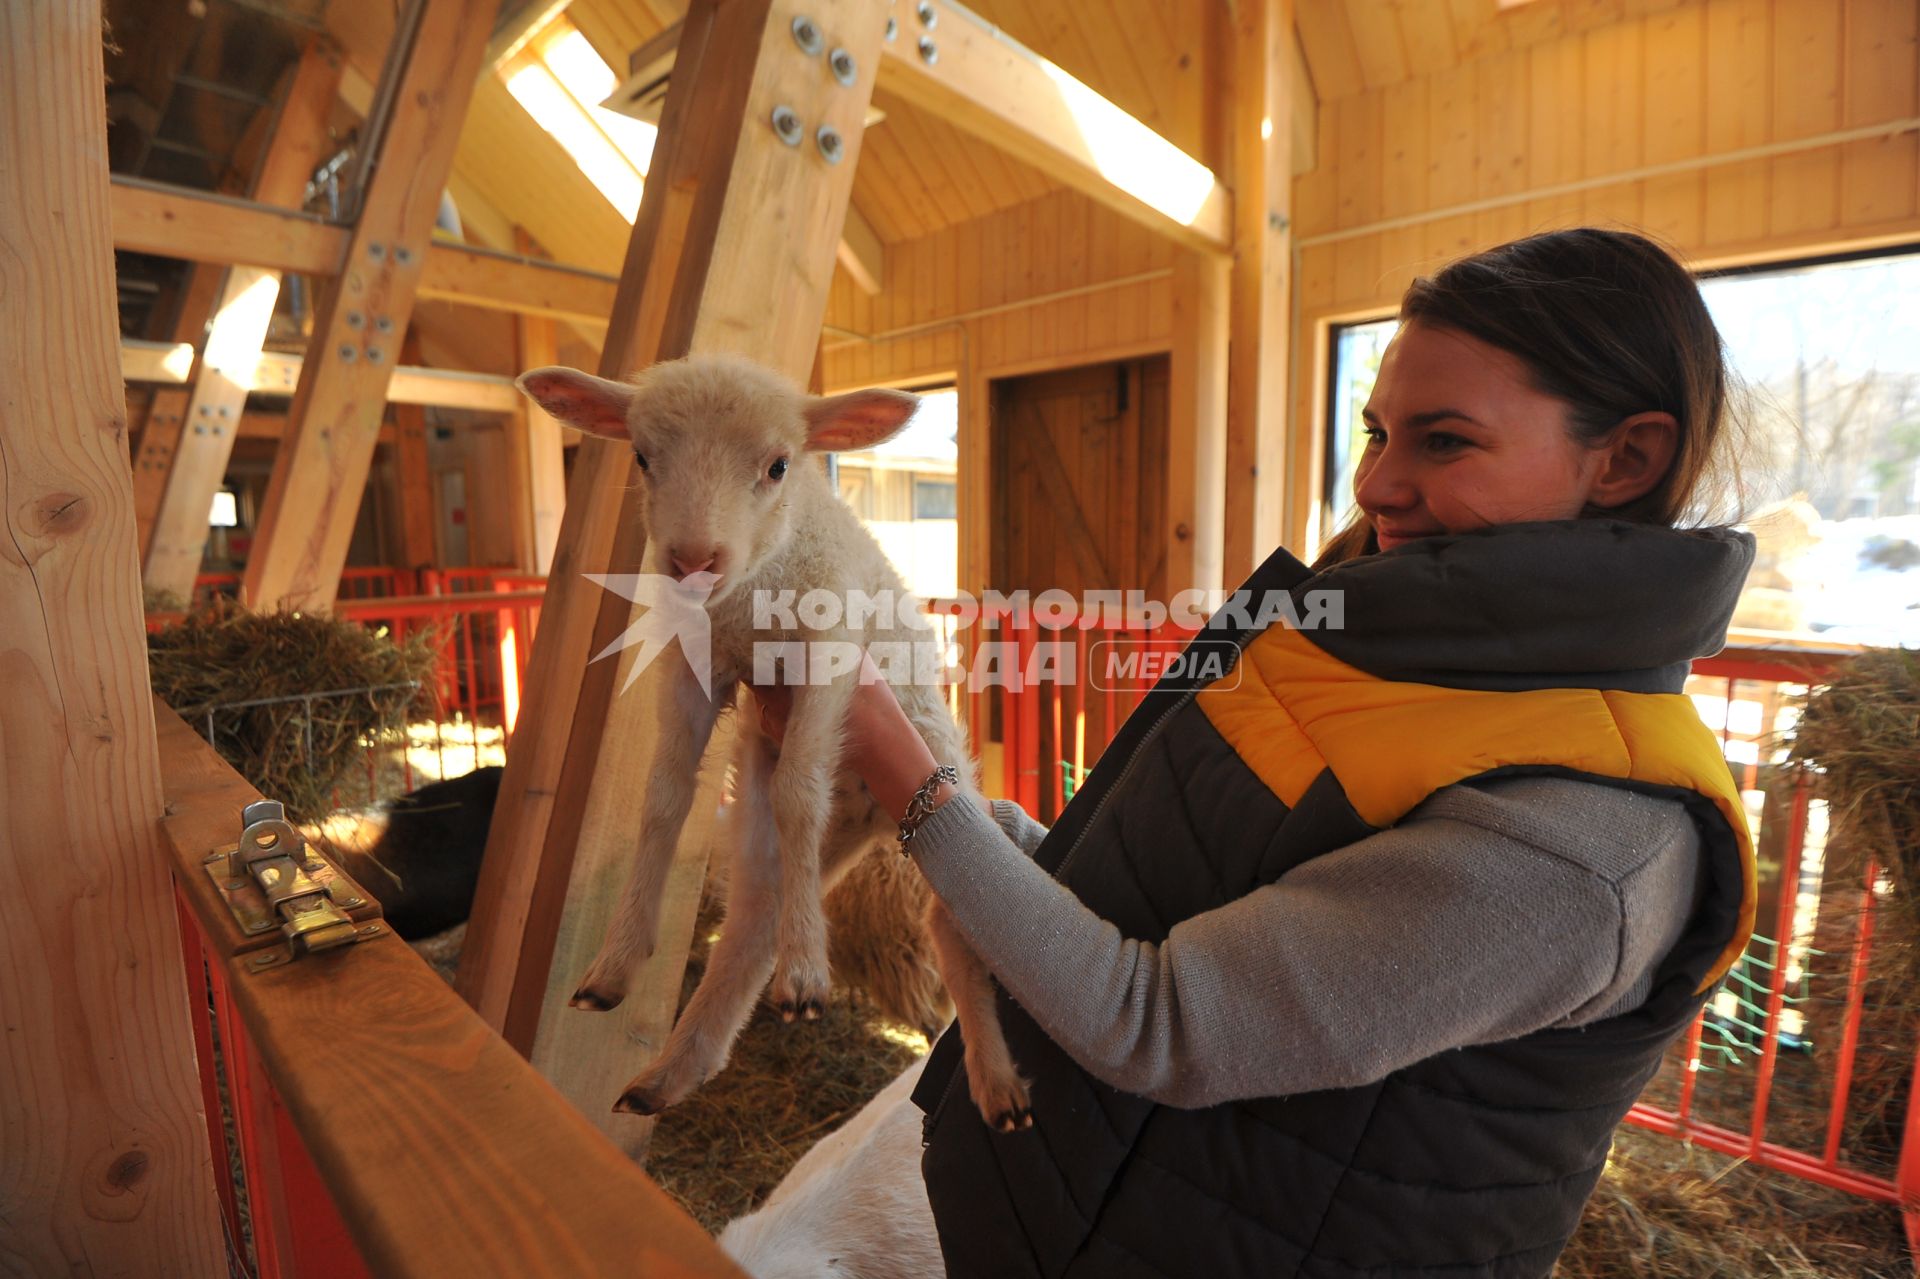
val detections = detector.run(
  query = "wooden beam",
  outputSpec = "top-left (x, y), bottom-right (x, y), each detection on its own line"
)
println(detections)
top-left (875, 0), bottom-right (1232, 256)
top-left (146, 37), bottom-right (348, 604)
top-left (515, 311), bottom-right (568, 573)
top-left (458, 0), bottom-right (887, 1158)
top-left (110, 178), bottom-right (620, 327)
top-left (121, 339), bottom-right (522, 412)
top-left (0, 0), bottom-right (224, 1268)
top-left (243, 0), bottom-right (499, 611)
top-left (836, 199), bottom-right (885, 294)
top-left (112, 174), bottom-right (346, 273)
top-left (1224, 0), bottom-right (1292, 585)
top-left (132, 263), bottom-right (227, 559)
top-left (419, 242), bottom-right (618, 329)
top-left (1169, 249), bottom-right (1230, 598)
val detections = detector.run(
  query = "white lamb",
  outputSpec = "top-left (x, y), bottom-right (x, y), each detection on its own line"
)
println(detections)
top-left (517, 353), bottom-right (1031, 1132)
top-left (717, 1056), bottom-right (942, 1279)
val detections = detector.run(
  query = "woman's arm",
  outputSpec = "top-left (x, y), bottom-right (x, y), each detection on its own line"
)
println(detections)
top-left (905, 782), bottom-right (1700, 1108)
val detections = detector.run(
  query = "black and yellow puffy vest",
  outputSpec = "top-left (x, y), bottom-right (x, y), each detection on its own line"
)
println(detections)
top-left (912, 521), bottom-right (1758, 1279)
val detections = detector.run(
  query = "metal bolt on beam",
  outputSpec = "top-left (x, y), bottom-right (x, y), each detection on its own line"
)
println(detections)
top-left (368, 243), bottom-right (386, 260)
top-left (917, 1), bottom-right (936, 29)
top-left (395, 246), bottom-right (413, 265)
top-left (339, 345), bottom-right (358, 362)
top-left (918, 35), bottom-right (937, 64)
top-left (816, 125), bottom-right (844, 164)
top-left (347, 311), bottom-right (364, 327)
top-left (830, 48), bottom-right (857, 85)
top-left (771, 105), bottom-right (804, 146)
top-left (885, 16), bottom-right (897, 40)
top-left (791, 15), bottom-right (823, 55)
top-left (367, 347), bottom-right (385, 363)
top-left (375, 315), bottom-right (394, 334)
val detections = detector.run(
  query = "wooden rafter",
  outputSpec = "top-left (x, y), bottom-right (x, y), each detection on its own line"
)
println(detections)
top-left (242, 0), bottom-right (499, 612)
top-left (458, 0), bottom-right (888, 1156)
top-left (0, 0), bottom-right (224, 1267)
top-left (145, 36), bottom-right (346, 604)
top-left (110, 177), bottom-right (620, 328)
top-left (874, 0), bottom-right (1232, 255)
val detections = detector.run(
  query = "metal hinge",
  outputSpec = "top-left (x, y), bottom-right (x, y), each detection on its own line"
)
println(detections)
top-left (204, 800), bottom-right (384, 972)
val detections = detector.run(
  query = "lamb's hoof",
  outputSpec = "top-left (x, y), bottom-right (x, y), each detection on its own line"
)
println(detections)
top-left (613, 1085), bottom-right (667, 1116)
top-left (993, 1106), bottom-right (1034, 1133)
top-left (570, 985), bottom-right (624, 1012)
top-left (776, 997), bottom-right (825, 1023)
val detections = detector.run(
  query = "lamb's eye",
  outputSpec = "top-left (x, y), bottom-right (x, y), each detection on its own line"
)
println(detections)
top-left (633, 449), bottom-right (649, 472)
top-left (768, 457), bottom-right (790, 481)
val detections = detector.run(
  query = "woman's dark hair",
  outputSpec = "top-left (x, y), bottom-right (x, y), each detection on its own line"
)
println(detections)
top-left (1315, 228), bottom-right (1743, 567)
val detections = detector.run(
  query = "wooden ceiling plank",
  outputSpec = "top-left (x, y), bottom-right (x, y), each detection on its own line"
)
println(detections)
top-left (1342, 0), bottom-right (1412, 90)
top-left (875, 0), bottom-right (1231, 254)
top-left (1294, 0), bottom-right (1367, 99)
top-left (243, 0), bottom-right (498, 612)
top-left (1447, 0), bottom-right (1510, 62)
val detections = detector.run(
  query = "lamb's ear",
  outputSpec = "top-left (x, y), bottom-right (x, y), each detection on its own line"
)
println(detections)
top-left (802, 387), bottom-right (920, 452)
top-left (517, 367), bottom-right (636, 440)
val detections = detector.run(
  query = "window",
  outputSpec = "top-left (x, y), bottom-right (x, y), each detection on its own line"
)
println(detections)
top-left (499, 19), bottom-right (657, 222)
top-left (913, 479), bottom-right (958, 521)
top-left (1323, 249), bottom-right (1920, 645)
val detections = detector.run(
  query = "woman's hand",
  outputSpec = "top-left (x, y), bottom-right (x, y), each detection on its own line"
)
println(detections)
top-left (748, 653), bottom-right (978, 825)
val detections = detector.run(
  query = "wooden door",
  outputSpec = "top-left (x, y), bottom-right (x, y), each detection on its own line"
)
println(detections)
top-left (990, 356), bottom-right (1171, 816)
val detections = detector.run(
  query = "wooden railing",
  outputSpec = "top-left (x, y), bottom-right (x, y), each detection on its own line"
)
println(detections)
top-left (158, 701), bottom-right (743, 1278)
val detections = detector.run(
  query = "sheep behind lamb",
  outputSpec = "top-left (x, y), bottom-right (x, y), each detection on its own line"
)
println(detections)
top-left (517, 353), bottom-right (1031, 1131)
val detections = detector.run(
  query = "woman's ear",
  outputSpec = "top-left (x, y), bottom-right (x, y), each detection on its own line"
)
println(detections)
top-left (802, 387), bottom-right (920, 452)
top-left (517, 367), bottom-right (637, 439)
top-left (1588, 411), bottom-right (1680, 509)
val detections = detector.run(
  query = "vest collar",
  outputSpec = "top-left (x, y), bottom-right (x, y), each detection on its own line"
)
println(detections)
top-left (1290, 520), bottom-right (1756, 694)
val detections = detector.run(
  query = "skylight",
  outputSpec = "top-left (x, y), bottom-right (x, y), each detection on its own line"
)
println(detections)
top-left (501, 20), bottom-right (657, 223)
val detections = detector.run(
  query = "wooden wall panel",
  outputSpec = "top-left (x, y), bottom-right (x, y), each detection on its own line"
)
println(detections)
top-left (1286, 0), bottom-right (1920, 548)
top-left (819, 186), bottom-right (1175, 392)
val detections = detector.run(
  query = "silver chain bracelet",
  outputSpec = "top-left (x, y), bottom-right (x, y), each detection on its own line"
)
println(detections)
top-left (897, 764), bottom-right (960, 852)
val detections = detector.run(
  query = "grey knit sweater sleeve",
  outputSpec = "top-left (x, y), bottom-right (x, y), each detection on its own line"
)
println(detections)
top-left (910, 775), bottom-right (1705, 1109)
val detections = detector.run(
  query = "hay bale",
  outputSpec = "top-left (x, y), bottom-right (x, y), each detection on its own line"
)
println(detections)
top-left (147, 598), bottom-right (438, 822)
top-left (1788, 647), bottom-right (1920, 1164)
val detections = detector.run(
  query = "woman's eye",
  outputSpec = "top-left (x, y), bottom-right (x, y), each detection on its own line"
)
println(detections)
top-left (1425, 433), bottom-right (1469, 455)
top-left (768, 457), bottom-right (790, 481)
top-left (633, 449), bottom-right (649, 472)
top-left (1360, 425), bottom-right (1385, 447)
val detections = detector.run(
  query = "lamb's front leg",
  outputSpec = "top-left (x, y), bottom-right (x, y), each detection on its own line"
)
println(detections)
top-left (571, 666), bottom-right (732, 1012)
top-left (765, 678), bottom-right (856, 1021)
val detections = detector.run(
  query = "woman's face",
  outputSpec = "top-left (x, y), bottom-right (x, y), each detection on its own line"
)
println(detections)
top-left (1353, 322), bottom-right (1611, 551)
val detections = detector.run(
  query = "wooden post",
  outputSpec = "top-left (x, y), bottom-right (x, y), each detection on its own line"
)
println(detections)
top-left (1224, 0), bottom-right (1292, 583)
top-left (242, 0), bottom-right (496, 612)
top-left (515, 312), bottom-right (568, 573)
top-left (1168, 249), bottom-right (1230, 601)
top-left (0, 0), bottom-right (225, 1269)
top-left (144, 38), bottom-right (345, 604)
top-left (132, 261), bottom-right (228, 564)
top-left (458, 0), bottom-right (887, 1157)
top-left (394, 402), bottom-right (438, 569)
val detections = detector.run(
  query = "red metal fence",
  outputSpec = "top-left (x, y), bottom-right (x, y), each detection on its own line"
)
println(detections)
top-left (155, 570), bottom-right (1918, 1259)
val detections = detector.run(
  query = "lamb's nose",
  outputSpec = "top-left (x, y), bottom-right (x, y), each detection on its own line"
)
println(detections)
top-left (670, 552), bottom-right (716, 580)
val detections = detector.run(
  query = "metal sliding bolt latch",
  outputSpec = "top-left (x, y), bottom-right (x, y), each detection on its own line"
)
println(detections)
top-left (207, 799), bottom-right (381, 967)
